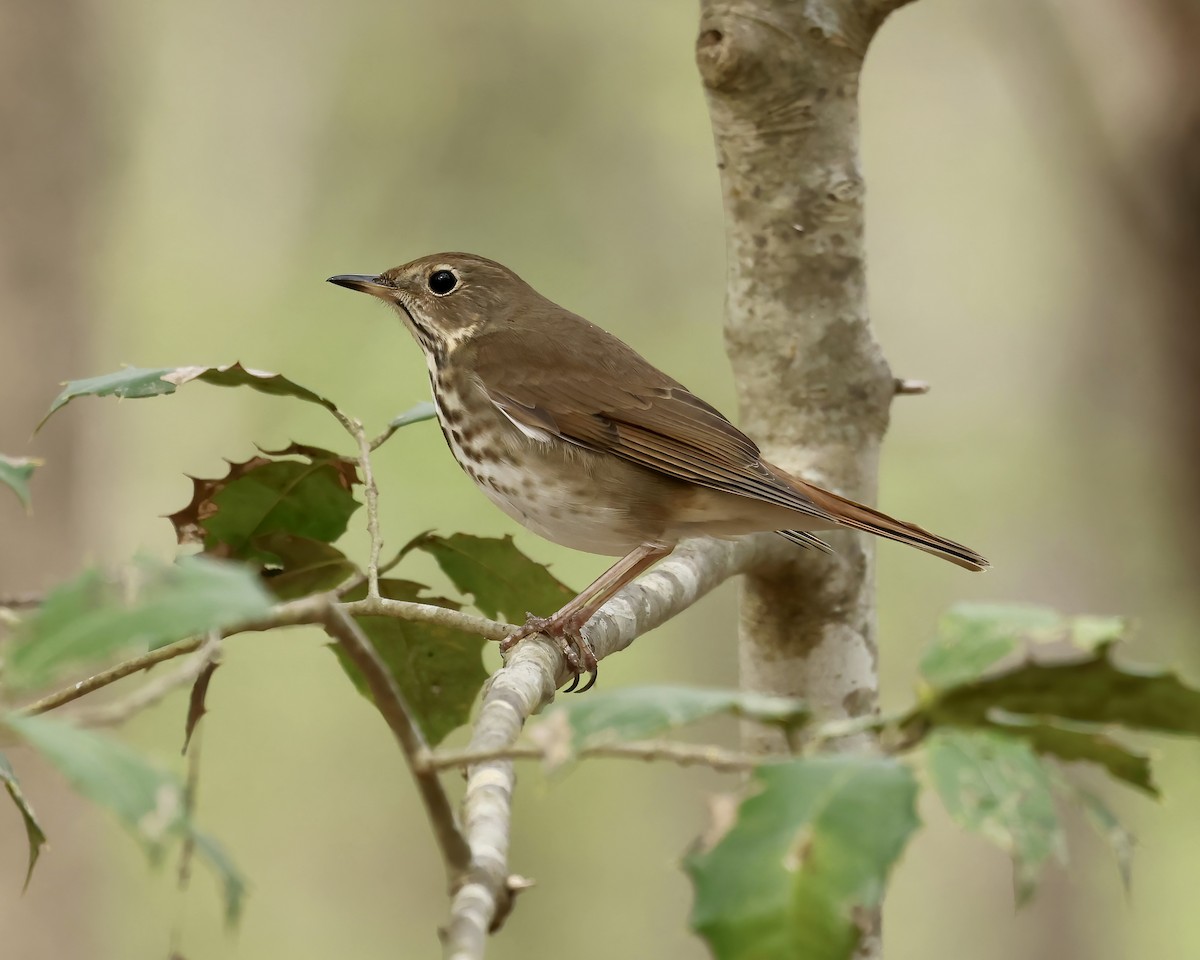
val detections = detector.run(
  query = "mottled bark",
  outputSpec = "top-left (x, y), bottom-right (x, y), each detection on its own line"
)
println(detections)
top-left (696, 3), bottom-right (912, 956)
top-left (696, 0), bottom-right (904, 737)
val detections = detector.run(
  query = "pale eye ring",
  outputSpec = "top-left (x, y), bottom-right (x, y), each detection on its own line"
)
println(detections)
top-left (428, 269), bottom-right (458, 296)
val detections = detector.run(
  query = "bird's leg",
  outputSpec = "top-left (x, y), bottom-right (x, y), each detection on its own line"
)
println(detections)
top-left (502, 543), bottom-right (672, 692)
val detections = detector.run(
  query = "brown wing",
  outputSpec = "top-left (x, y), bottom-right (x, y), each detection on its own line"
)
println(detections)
top-left (462, 315), bottom-right (834, 524)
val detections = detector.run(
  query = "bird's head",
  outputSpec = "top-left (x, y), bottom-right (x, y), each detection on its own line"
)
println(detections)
top-left (328, 252), bottom-right (527, 357)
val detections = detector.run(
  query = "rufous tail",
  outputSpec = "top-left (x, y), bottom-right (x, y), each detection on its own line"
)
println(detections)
top-left (792, 483), bottom-right (989, 572)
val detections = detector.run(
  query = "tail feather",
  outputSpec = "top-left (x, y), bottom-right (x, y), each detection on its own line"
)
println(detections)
top-left (777, 529), bottom-right (834, 555)
top-left (786, 485), bottom-right (989, 572)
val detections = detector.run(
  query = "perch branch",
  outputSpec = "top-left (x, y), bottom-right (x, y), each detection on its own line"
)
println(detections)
top-left (440, 533), bottom-right (788, 959)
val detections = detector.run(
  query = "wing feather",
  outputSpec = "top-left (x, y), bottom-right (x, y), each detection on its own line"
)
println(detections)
top-left (464, 321), bottom-right (832, 524)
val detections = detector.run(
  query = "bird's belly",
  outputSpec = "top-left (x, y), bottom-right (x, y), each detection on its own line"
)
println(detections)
top-left (472, 461), bottom-right (641, 556)
top-left (433, 388), bottom-right (647, 556)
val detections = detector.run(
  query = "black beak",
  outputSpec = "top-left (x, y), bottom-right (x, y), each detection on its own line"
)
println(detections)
top-left (327, 274), bottom-right (393, 298)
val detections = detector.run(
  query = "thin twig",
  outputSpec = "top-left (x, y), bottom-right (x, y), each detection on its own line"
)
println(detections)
top-left (341, 415), bottom-right (384, 599)
top-left (16, 592), bottom-right (508, 718)
top-left (65, 633), bottom-right (223, 729)
top-left (319, 603), bottom-right (471, 885)
top-left (20, 637), bottom-right (206, 716)
top-left (17, 593), bottom-right (331, 716)
top-left (342, 597), bottom-right (511, 641)
top-left (427, 738), bottom-right (762, 773)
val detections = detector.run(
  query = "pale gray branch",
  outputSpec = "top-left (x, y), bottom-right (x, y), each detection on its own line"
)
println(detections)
top-left (342, 596), bottom-right (511, 641)
top-left (440, 533), bottom-right (783, 958)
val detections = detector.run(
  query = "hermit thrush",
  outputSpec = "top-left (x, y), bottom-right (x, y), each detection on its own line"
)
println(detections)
top-left (329, 253), bottom-right (987, 691)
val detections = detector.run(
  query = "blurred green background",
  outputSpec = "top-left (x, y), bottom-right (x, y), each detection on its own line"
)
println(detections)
top-left (3, 0), bottom-right (1198, 957)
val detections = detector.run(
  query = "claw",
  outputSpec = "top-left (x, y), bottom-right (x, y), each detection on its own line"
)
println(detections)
top-left (576, 666), bottom-right (598, 694)
top-left (501, 612), bottom-right (601, 693)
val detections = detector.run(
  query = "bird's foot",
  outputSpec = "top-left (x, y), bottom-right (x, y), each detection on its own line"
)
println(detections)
top-left (500, 612), bottom-right (598, 693)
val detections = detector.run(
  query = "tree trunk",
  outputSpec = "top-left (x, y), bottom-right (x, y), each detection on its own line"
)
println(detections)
top-left (696, 2), bottom-right (913, 956)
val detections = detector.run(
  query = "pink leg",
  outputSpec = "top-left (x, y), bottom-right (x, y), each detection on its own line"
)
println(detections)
top-left (501, 542), bottom-right (673, 691)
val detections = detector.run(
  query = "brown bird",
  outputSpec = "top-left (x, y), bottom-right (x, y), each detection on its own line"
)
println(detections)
top-left (329, 253), bottom-right (987, 691)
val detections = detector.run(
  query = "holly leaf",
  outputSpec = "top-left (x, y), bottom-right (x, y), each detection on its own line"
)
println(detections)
top-left (411, 533), bottom-right (574, 622)
top-left (0, 454), bottom-right (41, 511)
top-left (4, 713), bottom-right (245, 924)
top-left (41, 362), bottom-right (339, 427)
top-left (686, 756), bottom-right (919, 960)
top-left (1072, 784), bottom-right (1135, 892)
top-left (531, 686), bottom-right (808, 767)
top-left (925, 730), bottom-right (1064, 903)
top-left (919, 604), bottom-right (1064, 689)
top-left (4, 556), bottom-right (273, 692)
top-left (0, 751), bottom-right (46, 889)
top-left (984, 712), bottom-right (1157, 796)
top-left (255, 534), bottom-right (358, 600)
top-left (911, 642), bottom-right (1200, 739)
top-left (332, 579), bottom-right (487, 746)
top-left (169, 445), bottom-right (360, 566)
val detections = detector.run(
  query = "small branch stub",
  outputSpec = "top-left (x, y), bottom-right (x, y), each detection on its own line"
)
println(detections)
top-left (894, 378), bottom-right (930, 396)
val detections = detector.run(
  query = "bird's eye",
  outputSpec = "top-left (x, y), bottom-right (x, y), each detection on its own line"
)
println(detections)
top-left (427, 269), bottom-right (458, 295)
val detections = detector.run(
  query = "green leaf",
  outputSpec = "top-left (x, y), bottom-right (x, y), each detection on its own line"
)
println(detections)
top-left (169, 446), bottom-right (360, 565)
top-left (985, 712), bottom-right (1157, 796)
top-left (925, 730), bottom-right (1064, 903)
top-left (4, 714), bottom-right (245, 924)
top-left (388, 401), bottom-right (437, 429)
top-left (920, 604), bottom-right (1064, 689)
top-left (6, 714), bottom-right (186, 853)
top-left (686, 756), bottom-right (919, 960)
top-left (41, 362), bottom-right (339, 427)
top-left (1073, 785), bottom-right (1135, 892)
top-left (5, 556), bottom-right (274, 692)
top-left (1068, 615), bottom-right (1129, 651)
top-left (0, 454), bottom-right (40, 511)
top-left (255, 534), bottom-right (358, 600)
top-left (0, 751), bottom-right (46, 889)
top-left (912, 642), bottom-right (1200, 739)
top-left (532, 686), bottom-right (807, 766)
top-left (333, 579), bottom-right (487, 746)
top-left (191, 829), bottom-right (249, 926)
top-left (412, 533), bottom-right (574, 622)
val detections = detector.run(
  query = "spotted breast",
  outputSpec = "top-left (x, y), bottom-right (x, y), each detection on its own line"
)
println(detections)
top-left (427, 362), bottom-right (664, 556)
